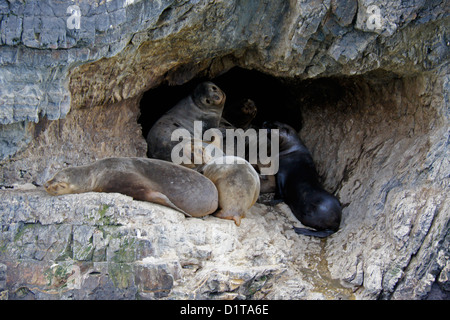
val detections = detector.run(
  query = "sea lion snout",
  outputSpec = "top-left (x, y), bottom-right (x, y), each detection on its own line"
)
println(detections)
top-left (205, 82), bottom-right (225, 105)
top-left (43, 178), bottom-right (57, 191)
top-left (44, 174), bottom-right (73, 196)
top-left (306, 192), bottom-right (342, 231)
top-left (44, 181), bottom-right (65, 195)
top-left (193, 81), bottom-right (226, 107)
top-left (211, 90), bottom-right (225, 104)
top-left (210, 93), bottom-right (224, 104)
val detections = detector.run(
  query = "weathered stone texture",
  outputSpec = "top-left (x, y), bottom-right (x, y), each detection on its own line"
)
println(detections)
top-left (0, 190), bottom-right (355, 300)
top-left (296, 70), bottom-right (449, 299)
top-left (1, 97), bottom-right (147, 185)
top-left (0, 0), bottom-right (448, 127)
top-left (0, 0), bottom-right (448, 300)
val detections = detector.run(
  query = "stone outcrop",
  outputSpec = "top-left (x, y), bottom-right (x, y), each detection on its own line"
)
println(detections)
top-left (0, 0), bottom-right (449, 299)
top-left (0, 189), bottom-right (355, 300)
top-left (298, 71), bottom-right (449, 299)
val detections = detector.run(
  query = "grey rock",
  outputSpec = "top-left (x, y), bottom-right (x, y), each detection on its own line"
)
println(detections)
top-left (328, 31), bottom-right (376, 63)
top-left (0, 14), bottom-right (22, 45)
top-left (0, 190), bottom-right (354, 300)
top-left (331, 0), bottom-right (357, 27)
top-left (0, 0), bottom-right (446, 127)
top-left (0, 122), bottom-right (31, 161)
top-left (0, 0), bottom-right (448, 300)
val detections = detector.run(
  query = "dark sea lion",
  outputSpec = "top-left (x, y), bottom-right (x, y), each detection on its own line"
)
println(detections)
top-left (221, 98), bottom-right (257, 129)
top-left (201, 155), bottom-right (260, 226)
top-left (44, 157), bottom-right (219, 217)
top-left (262, 121), bottom-right (342, 237)
top-left (147, 81), bottom-right (226, 161)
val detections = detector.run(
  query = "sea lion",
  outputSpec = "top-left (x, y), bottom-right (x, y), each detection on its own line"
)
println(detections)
top-left (44, 157), bottom-right (219, 217)
top-left (201, 155), bottom-right (260, 226)
top-left (147, 81), bottom-right (226, 161)
top-left (262, 121), bottom-right (342, 237)
top-left (221, 98), bottom-right (257, 129)
top-left (179, 137), bottom-right (225, 170)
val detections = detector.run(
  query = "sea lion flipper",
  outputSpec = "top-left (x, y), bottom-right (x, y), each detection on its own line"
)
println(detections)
top-left (214, 209), bottom-right (242, 226)
top-left (146, 190), bottom-right (192, 217)
top-left (293, 227), bottom-right (335, 238)
top-left (232, 215), bottom-right (242, 226)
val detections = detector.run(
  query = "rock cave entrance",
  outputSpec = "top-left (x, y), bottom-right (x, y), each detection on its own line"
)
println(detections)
top-left (1, 0), bottom-right (447, 301)
top-left (138, 65), bottom-right (445, 263)
top-left (138, 67), bottom-right (302, 143)
top-left (136, 66), bottom-right (411, 198)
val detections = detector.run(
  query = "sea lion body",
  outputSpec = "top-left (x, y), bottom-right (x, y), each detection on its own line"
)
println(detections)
top-left (44, 157), bottom-right (219, 217)
top-left (179, 138), bottom-right (225, 170)
top-left (147, 82), bottom-right (226, 161)
top-left (263, 121), bottom-right (342, 237)
top-left (201, 155), bottom-right (260, 226)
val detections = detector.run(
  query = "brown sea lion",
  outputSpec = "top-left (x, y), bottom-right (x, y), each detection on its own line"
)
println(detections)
top-left (176, 136), bottom-right (225, 170)
top-left (201, 155), bottom-right (260, 226)
top-left (262, 121), bottom-right (342, 237)
top-left (44, 157), bottom-right (219, 217)
top-left (147, 81), bottom-right (226, 161)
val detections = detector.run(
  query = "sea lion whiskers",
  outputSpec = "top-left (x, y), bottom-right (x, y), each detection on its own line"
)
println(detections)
top-left (45, 167), bottom-right (86, 195)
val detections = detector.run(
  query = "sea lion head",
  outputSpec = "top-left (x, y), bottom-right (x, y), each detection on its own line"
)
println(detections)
top-left (303, 190), bottom-right (342, 231)
top-left (192, 82), bottom-right (226, 110)
top-left (44, 167), bottom-right (84, 195)
top-left (181, 138), bottom-right (225, 169)
top-left (262, 121), bottom-right (302, 152)
top-left (240, 99), bottom-right (257, 117)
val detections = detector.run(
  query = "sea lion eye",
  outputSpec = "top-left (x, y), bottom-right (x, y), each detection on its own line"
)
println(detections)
top-left (211, 86), bottom-right (218, 91)
top-left (206, 98), bottom-right (211, 104)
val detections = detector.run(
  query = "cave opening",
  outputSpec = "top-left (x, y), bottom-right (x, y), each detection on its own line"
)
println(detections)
top-left (136, 66), bottom-right (381, 187)
top-left (136, 65), bottom-right (429, 205)
top-left (137, 67), bottom-right (302, 142)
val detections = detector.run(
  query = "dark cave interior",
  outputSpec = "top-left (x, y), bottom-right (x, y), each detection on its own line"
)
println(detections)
top-left (138, 67), bottom-right (307, 139)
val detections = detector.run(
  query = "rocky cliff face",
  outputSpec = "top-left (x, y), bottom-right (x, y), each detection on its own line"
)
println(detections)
top-left (0, 0), bottom-right (448, 299)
